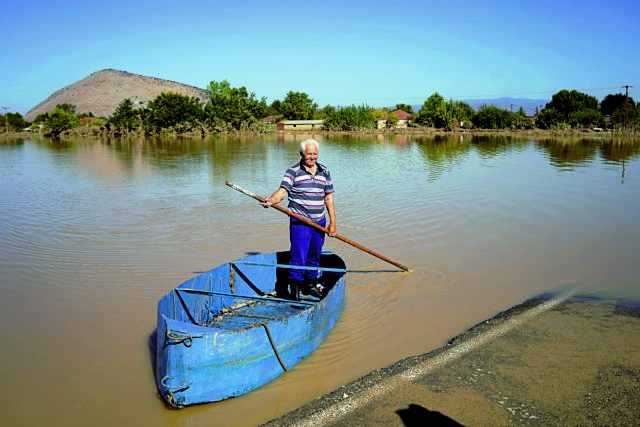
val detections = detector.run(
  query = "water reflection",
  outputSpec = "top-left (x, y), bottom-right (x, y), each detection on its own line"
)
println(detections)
top-left (15, 134), bottom-right (640, 177)
top-left (535, 138), bottom-right (640, 171)
top-left (601, 141), bottom-right (640, 161)
top-left (0, 137), bottom-right (25, 146)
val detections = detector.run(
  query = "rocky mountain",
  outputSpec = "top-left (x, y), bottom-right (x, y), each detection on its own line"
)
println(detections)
top-left (24, 69), bottom-right (208, 121)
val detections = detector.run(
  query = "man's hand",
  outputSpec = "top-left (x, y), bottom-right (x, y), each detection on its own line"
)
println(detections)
top-left (260, 197), bottom-right (273, 208)
top-left (328, 222), bottom-right (337, 237)
top-left (261, 188), bottom-right (286, 208)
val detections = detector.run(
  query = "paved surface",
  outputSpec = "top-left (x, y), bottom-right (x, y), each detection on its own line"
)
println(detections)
top-left (263, 296), bottom-right (640, 426)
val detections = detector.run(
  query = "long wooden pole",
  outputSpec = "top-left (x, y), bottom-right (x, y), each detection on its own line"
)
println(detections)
top-left (225, 180), bottom-right (411, 272)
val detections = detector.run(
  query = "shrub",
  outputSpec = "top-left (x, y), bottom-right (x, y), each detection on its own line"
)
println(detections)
top-left (473, 105), bottom-right (513, 129)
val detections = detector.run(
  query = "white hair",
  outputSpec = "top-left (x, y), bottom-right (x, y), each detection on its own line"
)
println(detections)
top-left (299, 139), bottom-right (319, 153)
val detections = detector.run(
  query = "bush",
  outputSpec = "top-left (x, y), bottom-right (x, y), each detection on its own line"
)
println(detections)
top-left (44, 107), bottom-right (79, 137)
top-left (536, 108), bottom-right (564, 129)
top-left (568, 109), bottom-right (605, 128)
top-left (109, 98), bottom-right (140, 131)
top-left (147, 92), bottom-right (203, 130)
top-left (323, 105), bottom-right (376, 130)
top-left (385, 113), bottom-right (399, 128)
top-left (473, 105), bottom-right (513, 129)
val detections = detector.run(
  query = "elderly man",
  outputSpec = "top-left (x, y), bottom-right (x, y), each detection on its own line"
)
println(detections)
top-left (261, 139), bottom-right (337, 300)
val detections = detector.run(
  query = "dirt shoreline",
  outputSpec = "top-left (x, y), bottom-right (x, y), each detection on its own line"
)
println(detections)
top-left (263, 296), bottom-right (640, 426)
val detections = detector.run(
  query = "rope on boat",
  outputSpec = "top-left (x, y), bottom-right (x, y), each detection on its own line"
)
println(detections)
top-left (161, 375), bottom-right (190, 408)
top-left (257, 322), bottom-right (288, 372)
top-left (166, 330), bottom-right (204, 348)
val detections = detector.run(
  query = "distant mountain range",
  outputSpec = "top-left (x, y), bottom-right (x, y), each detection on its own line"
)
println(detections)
top-left (25, 69), bottom-right (549, 121)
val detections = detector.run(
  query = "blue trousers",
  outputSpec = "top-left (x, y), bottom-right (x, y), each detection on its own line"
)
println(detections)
top-left (288, 217), bottom-right (326, 282)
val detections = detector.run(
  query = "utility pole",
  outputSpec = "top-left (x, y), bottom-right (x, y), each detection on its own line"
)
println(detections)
top-left (1, 107), bottom-right (8, 133)
top-left (622, 85), bottom-right (631, 129)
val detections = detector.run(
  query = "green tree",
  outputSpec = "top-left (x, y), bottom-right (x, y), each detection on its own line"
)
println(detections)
top-left (372, 108), bottom-right (390, 119)
top-left (323, 104), bottom-right (376, 131)
top-left (5, 112), bottom-right (26, 130)
top-left (600, 93), bottom-right (639, 127)
top-left (512, 107), bottom-right (534, 129)
top-left (316, 104), bottom-right (336, 120)
top-left (414, 92), bottom-right (445, 127)
top-left (395, 103), bottom-right (415, 114)
top-left (280, 91), bottom-right (318, 120)
top-left (600, 93), bottom-right (634, 117)
top-left (536, 107), bottom-right (565, 129)
top-left (568, 108), bottom-right (605, 128)
top-left (147, 92), bottom-right (203, 130)
top-left (268, 100), bottom-right (282, 116)
top-left (545, 89), bottom-right (598, 120)
top-left (32, 112), bottom-right (49, 123)
top-left (203, 80), bottom-right (267, 130)
top-left (515, 106), bottom-right (527, 118)
top-left (386, 112), bottom-right (399, 128)
top-left (44, 106), bottom-right (79, 137)
top-left (433, 101), bottom-right (454, 128)
top-left (610, 104), bottom-right (639, 128)
top-left (414, 94), bottom-right (474, 129)
top-left (443, 100), bottom-right (475, 128)
top-left (453, 101), bottom-right (475, 123)
top-left (109, 98), bottom-right (140, 131)
top-left (473, 105), bottom-right (514, 129)
top-left (55, 103), bottom-right (77, 114)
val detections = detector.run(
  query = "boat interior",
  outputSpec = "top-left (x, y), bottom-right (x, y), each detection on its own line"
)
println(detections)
top-left (159, 251), bottom-right (347, 329)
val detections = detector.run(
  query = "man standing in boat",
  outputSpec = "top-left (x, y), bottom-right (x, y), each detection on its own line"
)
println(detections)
top-left (260, 139), bottom-right (337, 300)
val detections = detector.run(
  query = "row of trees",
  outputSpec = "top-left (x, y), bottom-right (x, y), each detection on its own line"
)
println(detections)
top-left (410, 90), bottom-right (639, 131)
top-left (108, 82), bottom-right (323, 135)
top-left (536, 90), bottom-right (639, 130)
top-left (7, 83), bottom-right (639, 138)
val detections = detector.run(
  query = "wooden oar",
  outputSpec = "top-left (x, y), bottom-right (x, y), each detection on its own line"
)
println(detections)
top-left (225, 180), bottom-right (411, 272)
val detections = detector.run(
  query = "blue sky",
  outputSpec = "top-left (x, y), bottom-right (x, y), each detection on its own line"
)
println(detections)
top-left (1, 0), bottom-right (639, 114)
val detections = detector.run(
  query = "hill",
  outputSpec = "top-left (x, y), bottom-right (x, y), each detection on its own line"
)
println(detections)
top-left (24, 69), bottom-right (209, 121)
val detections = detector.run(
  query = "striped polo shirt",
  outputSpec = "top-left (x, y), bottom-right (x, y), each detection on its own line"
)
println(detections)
top-left (280, 160), bottom-right (334, 223)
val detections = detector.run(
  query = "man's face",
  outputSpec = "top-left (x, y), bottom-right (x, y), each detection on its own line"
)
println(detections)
top-left (301, 145), bottom-right (318, 169)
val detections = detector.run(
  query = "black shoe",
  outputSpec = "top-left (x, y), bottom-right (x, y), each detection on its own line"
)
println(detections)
top-left (301, 278), bottom-right (324, 298)
top-left (275, 281), bottom-right (290, 299)
top-left (288, 281), bottom-right (301, 301)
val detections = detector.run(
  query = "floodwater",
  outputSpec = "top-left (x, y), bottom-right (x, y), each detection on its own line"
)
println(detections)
top-left (1, 134), bottom-right (639, 426)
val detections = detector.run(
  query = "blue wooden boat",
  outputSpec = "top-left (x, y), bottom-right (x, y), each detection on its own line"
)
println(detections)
top-left (155, 251), bottom-right (347, 407)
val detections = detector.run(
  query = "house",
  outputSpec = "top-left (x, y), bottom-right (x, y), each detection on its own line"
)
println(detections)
top-left (376, 110), bottom-right (413, 129)
top-left (79, 117), bottom-right (98, 125)
top-left (261, 115), bottom-right (279, 124)
top-left (277, 120), bottom-right (325, 131)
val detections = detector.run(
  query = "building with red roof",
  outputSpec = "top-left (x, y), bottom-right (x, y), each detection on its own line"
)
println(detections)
top-left (376, 110), bottom-right (413, 129)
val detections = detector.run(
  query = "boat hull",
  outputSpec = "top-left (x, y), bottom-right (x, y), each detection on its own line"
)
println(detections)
top-left (155, 251), bottom-right (347, 407)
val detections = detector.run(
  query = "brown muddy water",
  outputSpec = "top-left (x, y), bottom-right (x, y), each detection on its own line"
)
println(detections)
top-left (1, 134), bottom-right (639, 426)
